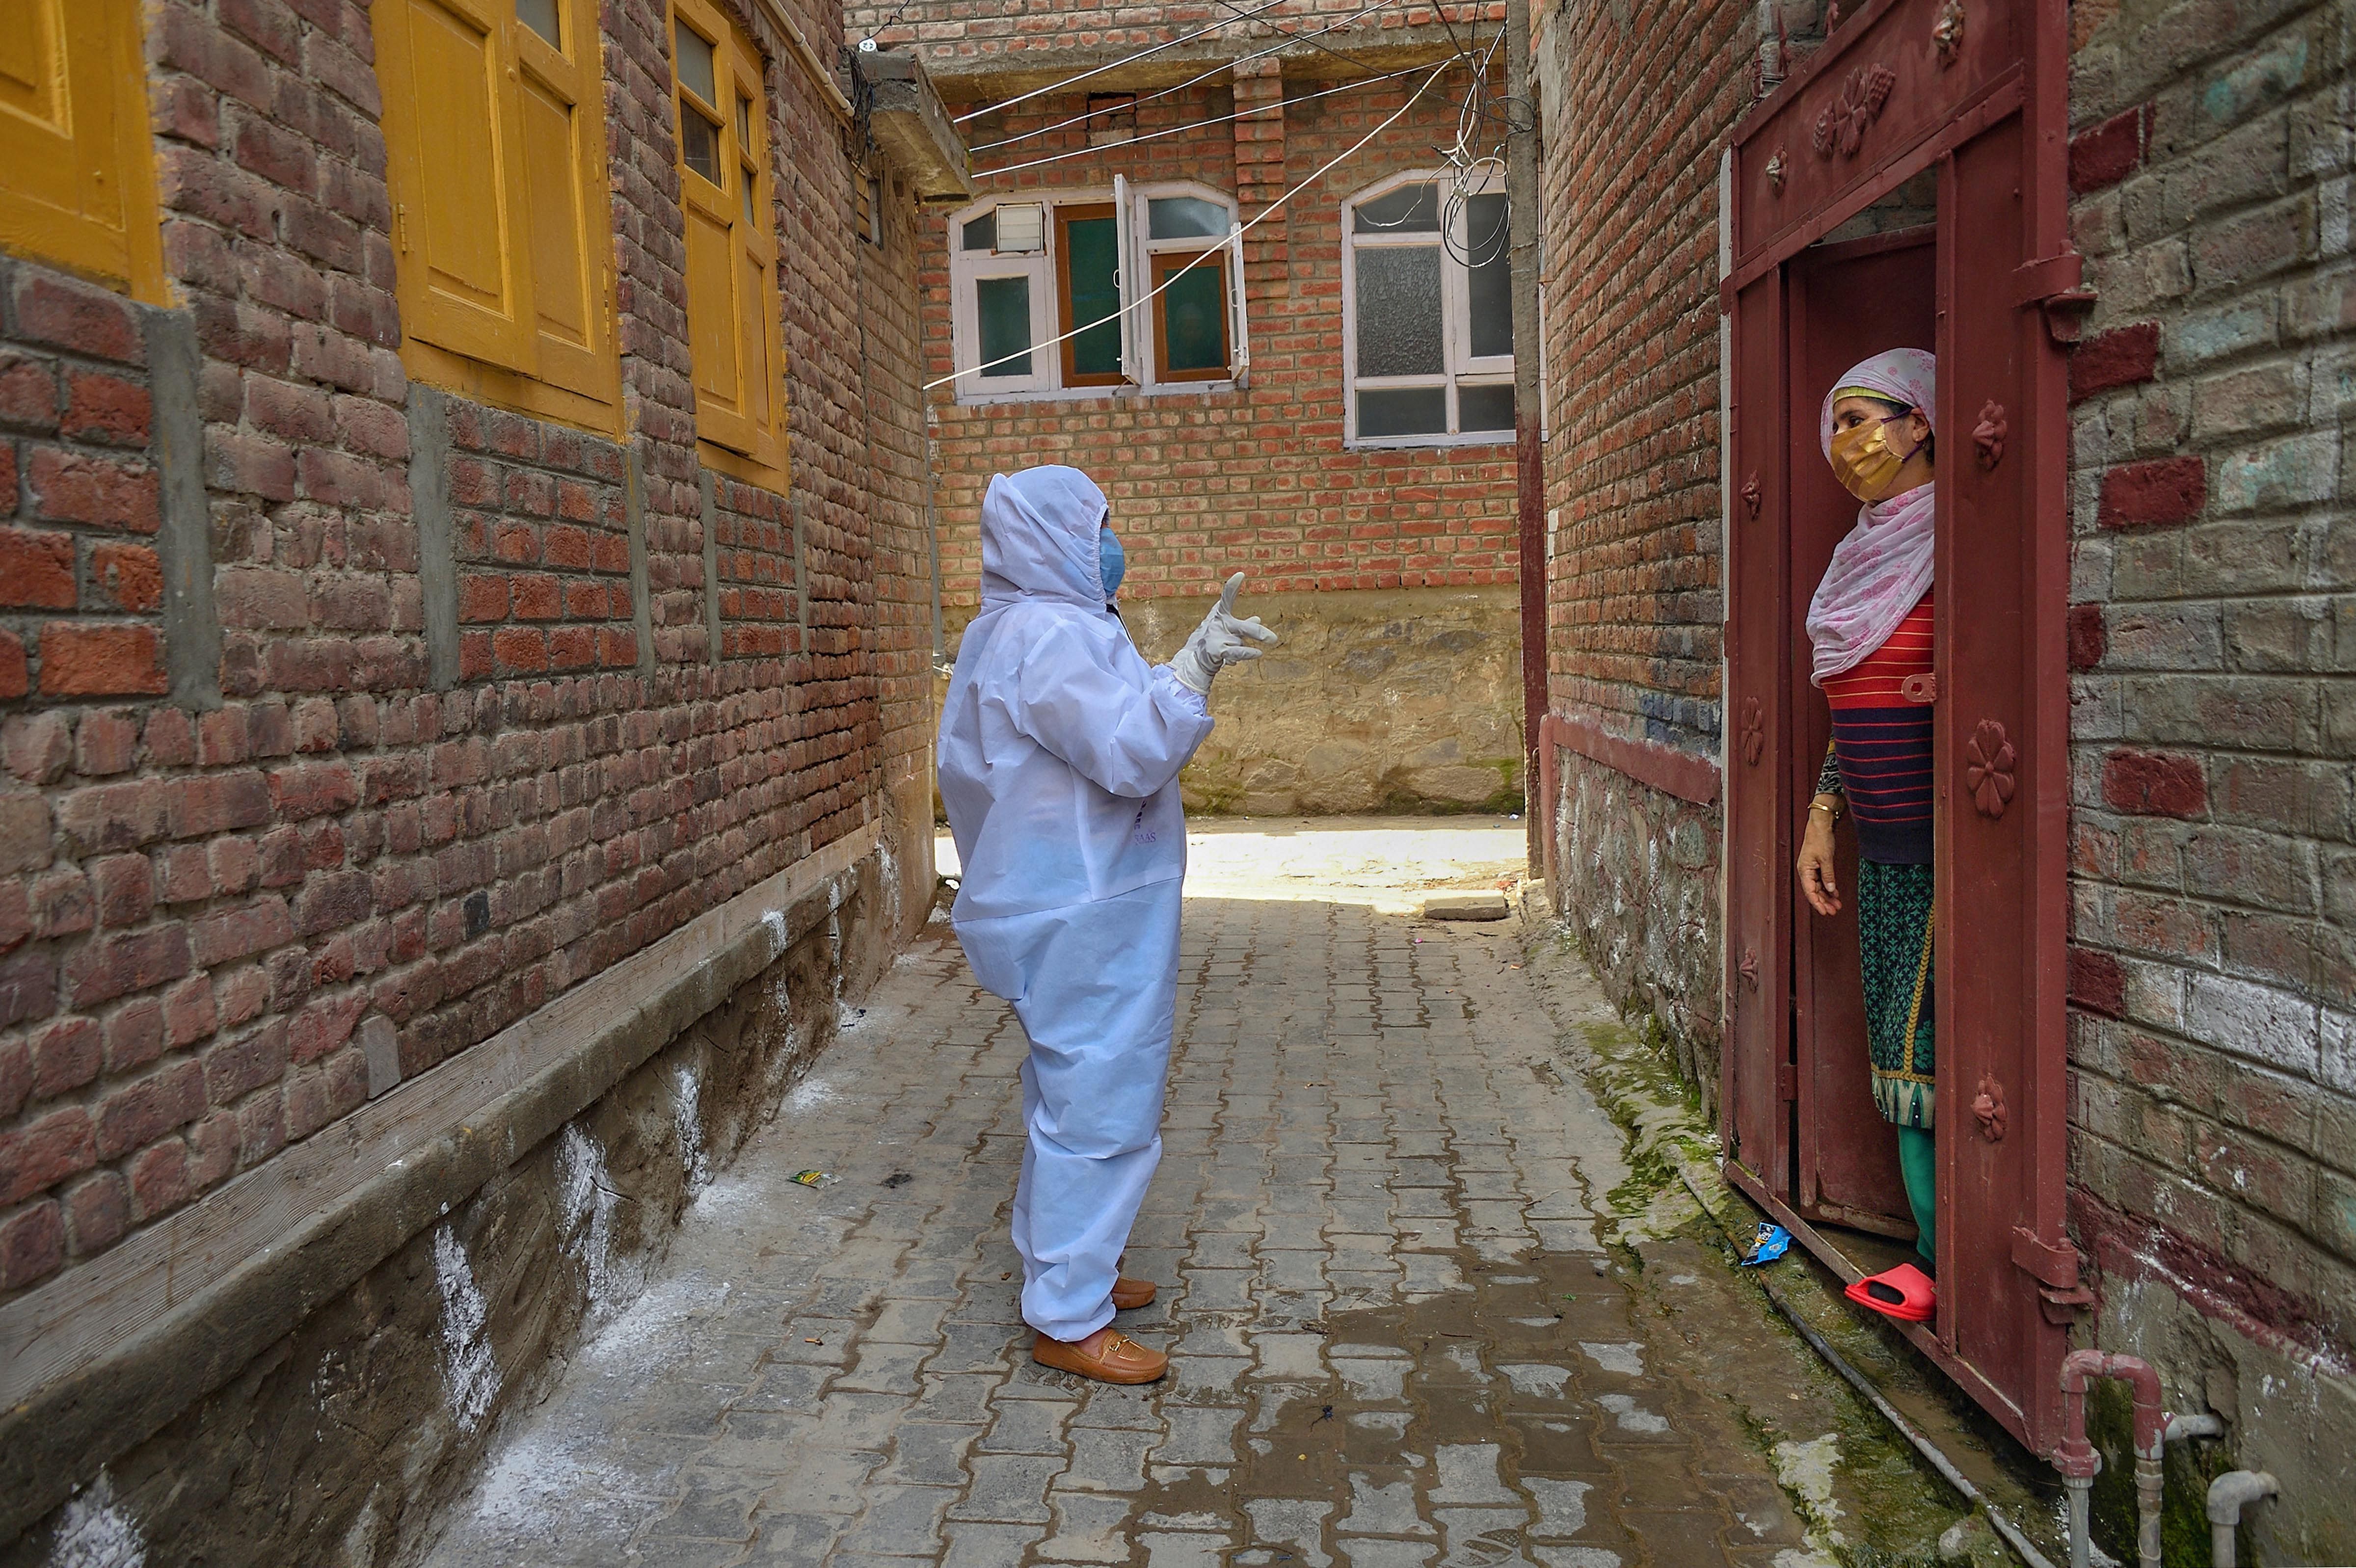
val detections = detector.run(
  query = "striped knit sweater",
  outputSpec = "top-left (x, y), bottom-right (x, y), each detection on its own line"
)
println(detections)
top-left (1821, 591), bottom-right (1934, 865)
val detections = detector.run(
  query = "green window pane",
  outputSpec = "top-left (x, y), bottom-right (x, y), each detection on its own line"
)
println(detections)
top-left (1358, 387), bottom-right (1447, 437)
top-left (1353, 182), bottom-right (1439, 233)
top-left (1064, 215), bottom-right (1122, 378)
top-left (1458, 383), bottom-right (1515, 431)
top-left (1160, 264), bottom-right (1226, 373)
top-left (1465, 193), bottom-right (1512, 360)
top-left (1148, 196), bottom-right (1229, 239)
top-left (961, 212), bottom-right (995, 251)
top-left (976, 277), bottom-right (1032, 378)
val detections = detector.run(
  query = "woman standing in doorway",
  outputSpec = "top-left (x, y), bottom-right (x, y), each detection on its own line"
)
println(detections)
top-left (1793, 347), bottom-right (1939, 1324)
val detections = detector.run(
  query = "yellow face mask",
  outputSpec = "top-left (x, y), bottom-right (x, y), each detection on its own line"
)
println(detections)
top-left (1827, 411), bottom-right (1921, 503)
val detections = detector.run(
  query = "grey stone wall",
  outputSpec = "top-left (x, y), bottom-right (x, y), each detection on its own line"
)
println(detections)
top-left (946, 585), bottom-right (1526, 817)
top-left (1548, 750), bottom-right (1723, 1115)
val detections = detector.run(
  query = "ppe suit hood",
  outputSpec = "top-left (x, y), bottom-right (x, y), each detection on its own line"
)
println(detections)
top-left (982, 466), bottom-right (1111, 610)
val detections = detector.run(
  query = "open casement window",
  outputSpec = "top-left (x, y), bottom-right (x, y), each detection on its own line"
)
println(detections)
top-left (672, 0), bottom-right (784, 475)
top-left (1131, 183), bottom-right (1239, 384)
top-left (1342, 172), bottom-right (1514, 447)
top-left (947, 185), bottom-right (1241, 403)
top-left (1149, 251), bottom-right (1230, 383)
top-left (375, 0), bottom-right (618, 428)
top-left (0, 0), bottom-right (163, 299)
top-left (1055, 203), bottom-right (1124, 389)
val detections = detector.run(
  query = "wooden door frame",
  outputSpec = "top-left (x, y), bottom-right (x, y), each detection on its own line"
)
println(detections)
top-left (1718, 0), bottom-right (2076, 1458)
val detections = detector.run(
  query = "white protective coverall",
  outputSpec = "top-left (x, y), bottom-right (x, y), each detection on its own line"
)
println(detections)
top-left (937, 466), bottom-right (1214, 1343)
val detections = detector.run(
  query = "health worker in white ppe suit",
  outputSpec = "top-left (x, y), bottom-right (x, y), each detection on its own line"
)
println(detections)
top-left (937, 465), bottom-right (1276, 1385)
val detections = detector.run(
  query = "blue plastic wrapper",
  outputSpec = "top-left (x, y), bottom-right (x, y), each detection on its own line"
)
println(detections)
top-left (1739, 1221), bottom-right (1792, 1267)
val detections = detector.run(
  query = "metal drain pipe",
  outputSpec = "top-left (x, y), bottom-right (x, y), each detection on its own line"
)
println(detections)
top-left (2058, 1351), bottom-right (2167, 1568)
top-left (2204, 1471), bottom-right (2276, 1568)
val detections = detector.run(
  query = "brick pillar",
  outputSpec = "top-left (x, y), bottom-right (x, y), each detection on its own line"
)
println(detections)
top-left (1232, 57), bottom-right (1287, 272)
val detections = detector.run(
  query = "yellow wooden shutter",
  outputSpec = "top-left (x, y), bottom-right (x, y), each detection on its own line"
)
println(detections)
top-left (379, 0), bottom-right (535, 371)
top-left (513, 0), bottom-right (612, 399)
top-left (672, 0), bottom-right (781, 471)
top-left (0, 0), bottom-right (162, 296)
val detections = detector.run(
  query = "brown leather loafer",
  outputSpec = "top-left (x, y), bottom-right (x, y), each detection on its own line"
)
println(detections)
top-left (1111, 1274), bottom-right (1156, 1310)
top-left (1032, 1328), bottom-right (1168, 1384)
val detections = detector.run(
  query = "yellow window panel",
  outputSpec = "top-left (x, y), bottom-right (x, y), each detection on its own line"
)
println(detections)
top-left (671, 0), bottom-right (783, 474)
top-left (380, 0), bottom-right (535, 371)
top-left (684, 199), bottom-right (749, 448)
top-left (736, 245), bottom-right (772, 434)
top-left (514, 0), bottom-right (614, 403)
top-left (377, 0), bottom-right (619, 429)
top-left (0, 0), bottom-right (163, 297)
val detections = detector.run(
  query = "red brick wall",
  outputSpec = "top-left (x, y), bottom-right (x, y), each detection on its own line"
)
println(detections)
top-left (915, 68), bottom-right (1521, 613)
top-left (1530, 0), bottom-right (2355, 1512)
top-left (0, 0), bottom-right (931, 1299)
top-left (1532, 0), bottom-right (1776, 1070)
top-left (0, 274), bottom-right (164, 703)
top-left (2063, 0), bottom-right (2356, 1356)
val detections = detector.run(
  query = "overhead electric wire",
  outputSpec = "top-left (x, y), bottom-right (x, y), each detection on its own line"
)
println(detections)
top-left (974, 60), bottom-right (1433, 178)
top-left (927, 55), bottom-right (1459, 392)
top-left (1201, 0), bottom-right (1380, 74)
top-left (950, 0), bottom-right (1298, 125)
top-left (964, 0), bottom-right (1413, 155)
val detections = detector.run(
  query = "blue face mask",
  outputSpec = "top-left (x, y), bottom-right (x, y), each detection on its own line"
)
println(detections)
top-left (1098, 525), bottom-right (1125, 600)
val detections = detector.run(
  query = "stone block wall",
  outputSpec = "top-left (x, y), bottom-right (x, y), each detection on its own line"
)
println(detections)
top-left (1131, 584), bottom-right (1525, 816)
top-left (0, 0), bottom-right (939, 1547)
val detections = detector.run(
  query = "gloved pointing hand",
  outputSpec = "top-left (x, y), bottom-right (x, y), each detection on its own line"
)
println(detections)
top-left (1169, 572), bottom-right (1278, 694)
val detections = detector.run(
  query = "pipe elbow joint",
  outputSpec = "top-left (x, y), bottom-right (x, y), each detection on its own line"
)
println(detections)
top-left (2206, 1470), bottom-right (2278, 1528)
top-left (2060, 1349), bottom-right (2167, 1459)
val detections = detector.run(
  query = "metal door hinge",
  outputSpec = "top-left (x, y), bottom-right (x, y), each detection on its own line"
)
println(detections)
top-left (2013, 1226), bottom-right (2096, 1322)
top-left (1777, 1061), bottom-right (1797, 1100)
top-left (2012, 251), bottom-right (2096, 342)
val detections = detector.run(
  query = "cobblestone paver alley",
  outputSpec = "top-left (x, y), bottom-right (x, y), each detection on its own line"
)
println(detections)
top-left (420, 824), bottom-right (1815, 1568)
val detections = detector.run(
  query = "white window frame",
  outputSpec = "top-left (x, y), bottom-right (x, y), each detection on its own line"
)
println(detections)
top-left (947, 184), bottom-right (1243, 406)
top-left (1341, 168), bottom-right (1517, 450)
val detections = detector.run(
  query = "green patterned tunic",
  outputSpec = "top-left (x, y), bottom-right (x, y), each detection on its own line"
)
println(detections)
top-left (1856, 859), bottom-right (1935, 1130)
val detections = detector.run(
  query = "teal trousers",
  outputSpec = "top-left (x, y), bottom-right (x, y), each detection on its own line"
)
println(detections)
top-left (1898, 1124), bottom-right (1935, 1270)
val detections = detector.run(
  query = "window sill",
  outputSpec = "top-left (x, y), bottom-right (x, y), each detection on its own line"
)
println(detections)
top-left (402, 340), bottom-right (624, 440)
top-left (951, 379), bottom-right (1237, 409)
top-left (1344, 431), bottom-right (1517, 452)
top-left (699, 439), bottom-right (790, 494)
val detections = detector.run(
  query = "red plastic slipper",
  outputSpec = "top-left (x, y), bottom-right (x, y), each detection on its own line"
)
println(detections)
top-left (1846, 1262), bottom-right (1936, 1323)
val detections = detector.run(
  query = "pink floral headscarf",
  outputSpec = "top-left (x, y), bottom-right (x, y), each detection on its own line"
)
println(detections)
top-left (1805, 348), bottom-right (1936, 685)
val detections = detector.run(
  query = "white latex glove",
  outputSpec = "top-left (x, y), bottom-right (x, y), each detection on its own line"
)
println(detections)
top-left (1169, 572), bottom-right (1278, 695)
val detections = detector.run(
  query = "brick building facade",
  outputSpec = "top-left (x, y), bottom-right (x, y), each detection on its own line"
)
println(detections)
top-left (853, 2), bottom-right (1528, 816)
top-left (1531, 0), bottom-right (2353, 1556)
top-left (0, 0), bottom-right (950, 1553)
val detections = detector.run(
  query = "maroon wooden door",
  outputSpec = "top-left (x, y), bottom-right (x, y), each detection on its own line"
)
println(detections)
top-left (1722, 266), bottom-right (1789, 1202)
top-left (1719, 0), bottom-right (2076, 1457)
top-left (1786, 232), bottom-right (1934, 1239)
